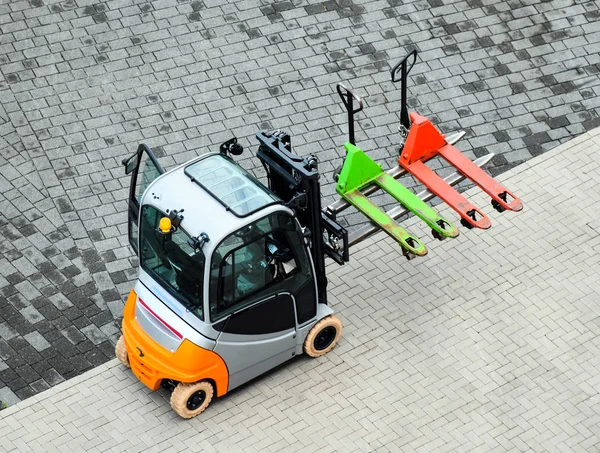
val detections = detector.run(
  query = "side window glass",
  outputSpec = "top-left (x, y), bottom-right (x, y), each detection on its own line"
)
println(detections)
top-left (125, 145), bottom-right (164, 253)
top-left (230, 238), bottom-right (271, 301)
top-left (210, 212), bottom-right (309, 321)
top-left (139, 205), bottom-right (205, 320)
top-left (136, 158), bottom-right (162, 201)
top-left (129, 216), bottom-right (139, 253)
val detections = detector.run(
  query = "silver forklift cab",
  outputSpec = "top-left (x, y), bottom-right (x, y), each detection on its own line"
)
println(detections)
top-left (122, 136), bottom-right (343, 394)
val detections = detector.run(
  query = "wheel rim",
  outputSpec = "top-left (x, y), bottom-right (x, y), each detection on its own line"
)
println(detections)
top-left (314, 326), bottom-right (336, 351)
top-left (186, 390), bottom-right (206, 411)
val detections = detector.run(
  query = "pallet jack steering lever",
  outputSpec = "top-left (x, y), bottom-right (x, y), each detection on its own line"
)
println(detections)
top-left (391, 49), bottom-right (418, 133)
top-left (336, 83), bottom-right (364, 146)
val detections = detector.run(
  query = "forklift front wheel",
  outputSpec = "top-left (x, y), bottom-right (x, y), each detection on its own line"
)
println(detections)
top-left (304, 315), bottom-right (342, 358)
top-left (115, 335), bottom-right (130, 369)
top-left (170, 381), bottom-right (214, 419)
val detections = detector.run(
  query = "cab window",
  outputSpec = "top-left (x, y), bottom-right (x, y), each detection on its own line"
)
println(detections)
top-left (209, 212), bottom-right (311, 321)
top-left (139, 205), bottom-right (204, 320)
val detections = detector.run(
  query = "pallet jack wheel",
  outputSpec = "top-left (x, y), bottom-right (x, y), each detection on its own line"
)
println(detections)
top-left (304, 315), bottom-right (342, 358)
top-left (403, 237), bottom-right (418, 260)
top-left (170, 381), bottom-right (214, 419)
top-left (115, 335), bottom-right (130, 368)
top-left (333, 164), bottom-right (343, 183)
top-left (491, 199), bottom-right (506, 213)
top-left (460, 218), bottom-right (474, 229)
top-left (403, 251), bottom-right (416, 260)
top-left (431, 229), bottom-right (446, 241)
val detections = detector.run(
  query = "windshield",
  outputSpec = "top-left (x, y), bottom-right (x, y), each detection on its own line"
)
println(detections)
top-left (139, 205), bottom-right (204, 320)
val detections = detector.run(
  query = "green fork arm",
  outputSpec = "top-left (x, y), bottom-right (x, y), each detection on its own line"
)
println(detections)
top-left (342, 188), bottom-right (427, 256)
top-left (375, 172), bottom-right (459, 238)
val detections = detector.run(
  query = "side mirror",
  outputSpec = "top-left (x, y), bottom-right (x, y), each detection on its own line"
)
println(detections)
top-left (220, 137), bottom-right (244, 156)
top-left (123, 153), bottom-right (138, 175)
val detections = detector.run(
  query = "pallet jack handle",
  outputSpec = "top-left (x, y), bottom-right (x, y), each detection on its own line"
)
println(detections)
top-left (336, 83), bottom-right (364, 145)
top-left (391, 49), bottom-right (418, 131)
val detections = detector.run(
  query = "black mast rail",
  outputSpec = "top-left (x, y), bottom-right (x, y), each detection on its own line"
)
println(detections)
top-left (256, 130), bottom-right (348, 306)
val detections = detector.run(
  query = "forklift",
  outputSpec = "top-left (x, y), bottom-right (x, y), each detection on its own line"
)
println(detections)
top-left (115, 50), bottom-right (522, 418)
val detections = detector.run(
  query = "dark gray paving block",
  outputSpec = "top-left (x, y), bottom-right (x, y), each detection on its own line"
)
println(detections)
top-left (60, 326), bottom-right (86, 346)
top-left (28, 378), bottom-right (50, 393)
top-left (39, 367), bottom-right (64, 386)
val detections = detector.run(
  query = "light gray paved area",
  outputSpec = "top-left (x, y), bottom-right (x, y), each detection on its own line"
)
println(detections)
top-left (2, 0), bottom-right (600, 405)
top-left (1, 128), bottom-right (599, 452)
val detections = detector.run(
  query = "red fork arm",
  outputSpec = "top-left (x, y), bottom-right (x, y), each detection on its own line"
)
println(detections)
top-left (437, 144), bottom-right (523, 212)
top-left (407, 160), bottom-right (491, 229)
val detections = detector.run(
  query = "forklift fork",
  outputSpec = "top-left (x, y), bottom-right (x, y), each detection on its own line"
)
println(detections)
top-left (391, 50), bottom-right (523, 229)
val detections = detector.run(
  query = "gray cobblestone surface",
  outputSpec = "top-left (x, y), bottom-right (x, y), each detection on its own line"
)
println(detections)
top-left (1, 128), bottom-right (600, 452)
top-left (1, 0), bottom-right (600, 404)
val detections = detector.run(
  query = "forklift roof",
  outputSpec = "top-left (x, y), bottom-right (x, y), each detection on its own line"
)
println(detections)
top-left (184, 155), bottom-right (279, 217)
top-left (142, 153), bottom-right (284, 256)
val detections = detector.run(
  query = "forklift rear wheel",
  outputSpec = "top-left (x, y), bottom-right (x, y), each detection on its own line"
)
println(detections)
top-left (170, 381), bottom-right (214, 419)
top-left (304, 315), bottom-right (342, 358)
top-left (115, 335), bottom-right (130, 368)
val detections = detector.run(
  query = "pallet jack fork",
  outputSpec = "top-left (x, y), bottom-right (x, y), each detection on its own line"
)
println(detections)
top-left (392, 50), bottom-right (523, 229)
top-left (334, 84), bottom-right (459, 259)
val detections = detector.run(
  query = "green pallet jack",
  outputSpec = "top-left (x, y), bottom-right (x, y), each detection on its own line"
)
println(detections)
top-left (334, 84), bottom-right (459, 259)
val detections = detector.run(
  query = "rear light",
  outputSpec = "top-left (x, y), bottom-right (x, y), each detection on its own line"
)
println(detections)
top-left (137, 298), bottom-right (183, 339)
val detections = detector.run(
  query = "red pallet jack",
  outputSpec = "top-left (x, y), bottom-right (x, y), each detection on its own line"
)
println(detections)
top-left (392, 50), bottom-right (523, 229)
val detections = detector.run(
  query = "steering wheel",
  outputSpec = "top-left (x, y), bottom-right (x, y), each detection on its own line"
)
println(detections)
top-left (265, 239), bottom-right (293, 277)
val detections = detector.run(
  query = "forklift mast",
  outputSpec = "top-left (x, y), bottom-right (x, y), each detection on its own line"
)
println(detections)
top-left (255, 131), bottom-right (349, 305)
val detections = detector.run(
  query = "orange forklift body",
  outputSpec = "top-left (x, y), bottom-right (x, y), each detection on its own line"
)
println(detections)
top-left (121, 290), bottom-right (229, 396)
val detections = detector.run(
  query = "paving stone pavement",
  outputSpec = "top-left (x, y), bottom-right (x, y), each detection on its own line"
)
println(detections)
top-left (1, 125), bottom-right (600, 453)
top-left (1, 0), bottom-right (600, 405)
